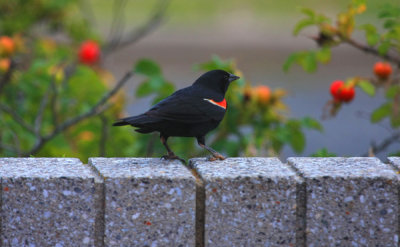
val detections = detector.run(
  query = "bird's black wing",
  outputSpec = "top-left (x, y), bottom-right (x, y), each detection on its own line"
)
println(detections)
top-left (146, 87), bottom-right (226, 123)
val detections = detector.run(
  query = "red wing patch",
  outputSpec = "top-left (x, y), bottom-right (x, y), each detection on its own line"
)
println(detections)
top-left (204, 98), bottom-right (226, 109)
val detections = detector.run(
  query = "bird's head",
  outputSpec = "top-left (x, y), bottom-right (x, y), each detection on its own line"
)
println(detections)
top-left (193, 70), bottom-right (240, 94)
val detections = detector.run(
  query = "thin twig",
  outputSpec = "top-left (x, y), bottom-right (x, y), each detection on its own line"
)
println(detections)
top-left (342, 38), bottom-right (400, 67)
top-left (49, 77), bottom-right (59, 126)
top-left (102, 0), bottom-right (170, 56)
top-left (0, 59), bottom-right (15, 96)
top-left (23, 71), bottom-right (134, 156)
top-left (362, 132), bottom-right (400, 156)
top-left (34, 80), bottom-right (54, 135)
top-left (99, 114), bottom-right (108, 157)
top-left (0, 143), bottom-right (18, 153)
top-left (0, 104), bottom-right (36, 134)
top-left (107, 0), bottom-right (128, 49)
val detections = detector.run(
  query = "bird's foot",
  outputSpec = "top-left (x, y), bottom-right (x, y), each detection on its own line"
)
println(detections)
top-left (160, 153), bottom-right (186, 164)
top-left (207, 153), bottom-right (226, 161)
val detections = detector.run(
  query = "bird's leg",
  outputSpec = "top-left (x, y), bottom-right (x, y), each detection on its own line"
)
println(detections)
top-left (160, 135), bottom-right (186, 164)
top-left (197, 136), bottom-right (226, 161)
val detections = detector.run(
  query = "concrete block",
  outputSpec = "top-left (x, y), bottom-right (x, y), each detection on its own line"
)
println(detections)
top-left (388, 157), bottom-right (400, 170)
top-left (0, 158), bottom-right (102, 246)
top-left (191, 157), bottom-right (303, 247)
top-left (288, 157), bottom-right (399, 247)
top-left (89, 158), bottom-right (196, 246)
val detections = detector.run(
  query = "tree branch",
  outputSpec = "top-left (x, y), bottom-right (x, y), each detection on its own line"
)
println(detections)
top-left (0, 104), bottom-right (36, 134)
top-left (23, 71), bottom-right (134, 156)
top-left (0, 59), bottom-right (16, 96)
top-left (107, 0), bottom-right (128, 49)
top-left (342, 38), bottom-right (400, 67)
top-left (102, 0), bottom-right (170, 56)
top-left (362, 132), bottom-right (400, 157)
top-left (34, 80), bottom-right (54, 135)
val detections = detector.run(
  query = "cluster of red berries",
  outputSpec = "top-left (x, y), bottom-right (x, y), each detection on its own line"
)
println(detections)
top-left (243, 85), bottom-right (272, 105)
top-left (330, 80), bottom-right (355, 103)
top-left (329, 61), bottom-right (393, 103)
top-left (0, 36), bottom-right (16, 73)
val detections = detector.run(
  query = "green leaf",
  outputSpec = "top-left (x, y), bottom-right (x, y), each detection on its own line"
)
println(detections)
top-left (383, 19), bottom-right (397, 29)
top-left (301, 117), bottom-right (323, 131)
top-left (282, 53), bottom-right (298, 73)
top-left (316, 47), bottom-right (331, 64)
top-left (135, 76), bottom-right (167, 97)
top-left (378, 5), bottom-right (400, 19)
top-left (386, 85), bottom-right (400, 99)
top-left (293, 19), bottom-right (315, 36)
top-left (359, 24), bottom-right (380, 46)
top-left (357, 80), bottom-right (375, 96)
top-left (136, 80), bottom-right (153, 97)
top-left (371, 103), bottom-right (391, 123)
top-left (301, 8), bottom-right (316, 18)
top-left (366, 33), bottom-right (380, 46)
top-left (134, 59), bottom-right (161, 76)
top-left (286, 120), bottom-right (305, 153)
top-left (311, 148), bottom-right (337, 157)
top-left (301, 52), bottom-right (317, 73)
top-left (284, 51), bottom-right (318, 73)
top-left (289, 129), bottom-right (305, 153)
top-left (378, 41), bottom-right (391, 55)
top-left (391, 114), bottom-right (400, 127)
top-left (283, 53), bottom-right (297, 72)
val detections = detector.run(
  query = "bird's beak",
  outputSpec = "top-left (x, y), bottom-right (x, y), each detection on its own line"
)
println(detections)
top-left (228, 73), bottom-right (240, 82)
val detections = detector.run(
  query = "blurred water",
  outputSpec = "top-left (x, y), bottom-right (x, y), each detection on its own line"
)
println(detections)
top-left (104, 28), bottom-right (398, 159)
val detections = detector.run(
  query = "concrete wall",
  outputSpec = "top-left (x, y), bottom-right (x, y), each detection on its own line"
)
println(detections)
top-left (0, 157), bottom-right (399, 246)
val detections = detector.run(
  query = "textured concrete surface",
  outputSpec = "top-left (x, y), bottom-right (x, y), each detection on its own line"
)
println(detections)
top-left (0, 158), bottom-right (102, 246)
top-left (90, 158), bottom-right (196, 246)
top-left (288, 157), bottom-right (400, 247)
top-left (191, 157), bottom-right (303, 247)
top-left (388, 157), bottom-right (400, 171)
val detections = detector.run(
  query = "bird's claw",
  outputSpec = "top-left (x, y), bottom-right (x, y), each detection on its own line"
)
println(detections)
top-left (207, 153), bottom-right (226, 161)
top-left (160, 154), bottom-right (186, 164)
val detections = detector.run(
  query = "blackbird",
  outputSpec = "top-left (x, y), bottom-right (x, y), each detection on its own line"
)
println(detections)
top-left (113, 69), bottom-right (240, 162)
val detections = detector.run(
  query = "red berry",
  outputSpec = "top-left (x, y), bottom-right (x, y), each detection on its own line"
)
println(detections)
top-left (0, 58), bottom-right (10, 73)
top-left (78, 40), bottom-right (100, 65)
top-left (255, 85), bottom-right (271, 104)
top-left (373, 62), bottom-right (392, 80)
top-left (0, 36), bottom-right (15, 56)
top-left (330, 80), bottom-right (344, 101)
top-left (339, 86), bottom-right (355, 102)
top-left (329, 80), bottom-right (355, 103)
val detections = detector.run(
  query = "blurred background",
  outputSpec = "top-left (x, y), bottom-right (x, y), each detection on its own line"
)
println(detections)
top-left (99, 0), bottom-right (398, 158)
top-left (0, 0), bottom-right (398, 161)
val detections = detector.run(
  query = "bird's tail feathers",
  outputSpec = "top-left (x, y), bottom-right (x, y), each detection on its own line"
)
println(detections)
top-left (112, 114), bottom-right (157, 127)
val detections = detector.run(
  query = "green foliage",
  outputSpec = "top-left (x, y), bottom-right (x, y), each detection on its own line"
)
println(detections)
top-left (134, 59), bottom-right (175, 104)
top-left (0, 0), bottom-right (127, 161)
top-left (0, 1), bottom-right (336, 160)
top-left (357, 80), bottom-right (375, 96)
top-left (130, 55), bottom-right (322, 158)
top-left (311, 148), bottom-right (337, 157)
top-left (360, 24), bottom-right (380, 46)
top-left (283, 47), bottom-right (331, 73)
top-left (198, 56), bottom-right (321, 156)
top-left (293, 8), bottom-right (331, 36)
top-left (287, 0), bottom-right (400, 156)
